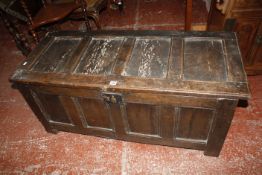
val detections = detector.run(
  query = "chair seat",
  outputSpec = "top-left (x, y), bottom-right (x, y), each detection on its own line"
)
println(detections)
top-left (31, 3), bottom-right (81, 29)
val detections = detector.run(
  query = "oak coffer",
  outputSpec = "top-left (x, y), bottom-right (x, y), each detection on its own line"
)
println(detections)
top-left (10, 30), bottom-right (250, 156)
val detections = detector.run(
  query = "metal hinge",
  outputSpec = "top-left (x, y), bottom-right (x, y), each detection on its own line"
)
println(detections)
top-left (101, 92), bottom-right (122, 104)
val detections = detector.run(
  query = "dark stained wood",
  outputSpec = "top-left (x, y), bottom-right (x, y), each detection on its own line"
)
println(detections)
top-left (112, 38), bottom-right (136, 75)
top-left (31, 37), bottom-right (82, 72)
top-left (159, 106), bottom-right (175, 139)
top-left (125, 103), bottom-right (159, 136)
top-left (110, 103), bottom-right (126, 137)
top-left (11, 30), bottom-right (250, 157)
top-left (224, 38), bottom-right (247, 82)
top-left (245, 22), bottom-right (262, 75)
top-left (185, 0), bottom-right (192, 31)
top-left (122, 37), bottom-right (170, 78)
top-left (183, 38), bottom-right (227, 82)
top-left (36, 92), bottom-right (73, 123)
top-left (124, 93), bottom-right (218, 108)
top-left (75, 37), bottom-right (124, 74)
top-left (20, 0), bottom-right (90, 43)
top-left (167, 37), bottom-right (183, 80)
top-left (18, 86), bottom-right (57, 133)
top-left (204, 99), bottom-right (238, 156)
top-left (176, 107), bottom-right (214, 141)
top-left (76, 97), bottom-right (113, 129)
top-left (57, 0), bottom-right (108, 29)
top-left (0, 9), bottom-right (31, 56)
top-left (59, 96), bottom-right (84, 127)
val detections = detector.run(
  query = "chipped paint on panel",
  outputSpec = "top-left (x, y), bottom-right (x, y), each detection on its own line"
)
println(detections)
top-left (122, 38), bottom-right (171, 78)
top-left (75, 37), bottom-right (123, 75)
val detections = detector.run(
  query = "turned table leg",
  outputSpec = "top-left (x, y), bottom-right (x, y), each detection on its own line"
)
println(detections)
top-left (185, 0), bottom-right (192, 31)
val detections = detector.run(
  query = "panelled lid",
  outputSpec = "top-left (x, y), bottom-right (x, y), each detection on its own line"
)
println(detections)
top-left (11, 30), bottom-right (250, 99)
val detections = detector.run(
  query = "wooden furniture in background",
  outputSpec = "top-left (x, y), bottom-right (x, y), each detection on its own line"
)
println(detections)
top-left (185, 0), bottom-right (192, 31)
top-left (11, 30), bottom-right (250, 157)
top-left (207, 0), bottom-right (262, 75)
top-left (0, 9), bottom-right (31, 55)
top-left (0, 0), bottom-right (44, 55)
top-left (20, 0), bottom-right (90, 43)
top-left (54, 0), bottom-right (108, 29)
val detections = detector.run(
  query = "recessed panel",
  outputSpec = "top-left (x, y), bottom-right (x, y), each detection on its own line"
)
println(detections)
top-left (35, 93), bottom-right (72, 124)
top-left (75, 37), bottom-right (123, 75)
top-left (125, 103), bottom-right (159, 135)
top-left (77, 98), bottom-right (113, 129)
top-left (32, 37), bottom-right (82, 73)
top-left (183, 38), bottom-right (227, 82)
top-left (176, 107), bottom-right (214, 141)
top-left (122, 38), bottom-right (170, 78)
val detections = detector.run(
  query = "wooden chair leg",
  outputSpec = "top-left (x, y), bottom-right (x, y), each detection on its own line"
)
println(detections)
top-left (30, 27), bottom-right (39, 43)
top-left (0, 10), bottom-right (32, 56)
top-left (185, 0), bottom-right (192, 31)
top-left (89, 12), bottom-right (101, 29)
top-left (80, 0), bottom-right (91, 30)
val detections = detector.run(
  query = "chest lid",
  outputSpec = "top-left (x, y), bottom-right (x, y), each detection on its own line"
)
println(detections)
top-left (11, 30), bottom-right (250, 99)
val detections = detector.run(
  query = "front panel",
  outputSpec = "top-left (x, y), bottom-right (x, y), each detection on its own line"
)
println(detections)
top-left (29, 86), bottom-right (218, 150)
top-left (119, 100), bottom-right (216, 148)
top-left (30, 88), bottom-right (115, 138)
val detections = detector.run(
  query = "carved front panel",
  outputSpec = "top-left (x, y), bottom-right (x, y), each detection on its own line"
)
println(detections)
top-left (175, 107), bottom-right (214, 142)
top-left (124, 103), bottom-right (160, 137)
top-left (30, 89), bottom-right (116, 137)
top-left (74, 97), bottom-right (114, 131)
top-left (118, 98), bottom-right (216, 147)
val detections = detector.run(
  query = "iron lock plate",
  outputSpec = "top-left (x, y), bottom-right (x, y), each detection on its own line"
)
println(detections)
top-left (101, 92), bottom-right (122, 104)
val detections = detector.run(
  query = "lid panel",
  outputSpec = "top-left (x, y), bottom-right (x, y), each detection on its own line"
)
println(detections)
top-left (122, 37), bottom-right (171, 78)
top-left (183, 38), bottom-right (227, 82)
top-left (31, 37), bottom-right (82, 73)
top-left (11, 31), bottom-right (250, 99)
top-left (74, 37), bottom-right (123, 75)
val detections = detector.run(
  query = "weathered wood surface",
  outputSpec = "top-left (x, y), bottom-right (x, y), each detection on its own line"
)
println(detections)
top-left (11, 30), bottom-right (250, 156)
top-left (12, 30), bottom-right (250, 99)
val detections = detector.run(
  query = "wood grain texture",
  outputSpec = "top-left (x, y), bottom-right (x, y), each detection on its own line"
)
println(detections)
top-left (11, 30), bottom-right (250, 156)
top-left (122, 37), bottom-right (170, 78)
top-left (75, 37), bottom-right (123, 75)
top-left (11, 30), bottom-right (250, 99)
top-left (183, 38), bottom-right (226, 82)
top-left (32, 37), bottom-right (82, 73)
top-left (204, 99), bottom-right (238, 156)
top-left (176, 107), bottom-right (214, 141)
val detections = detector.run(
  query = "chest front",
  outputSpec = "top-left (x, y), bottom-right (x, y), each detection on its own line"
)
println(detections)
top-left (11, 31), bottom-right (250, 156)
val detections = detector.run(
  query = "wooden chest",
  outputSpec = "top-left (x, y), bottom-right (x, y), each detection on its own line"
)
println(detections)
top-left (11, 30), bottom-right (250, 157)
